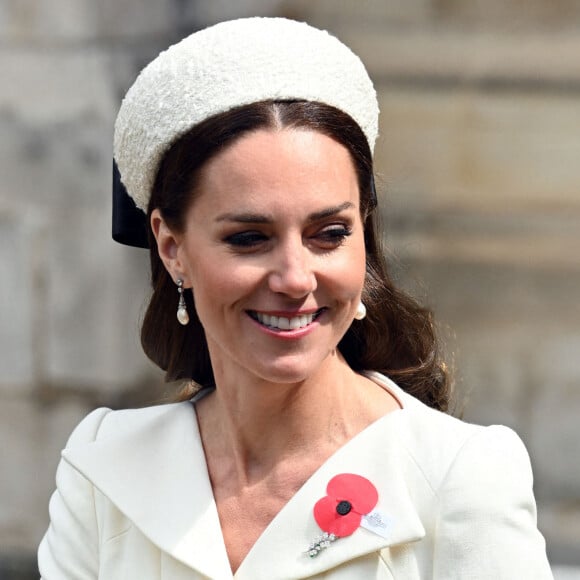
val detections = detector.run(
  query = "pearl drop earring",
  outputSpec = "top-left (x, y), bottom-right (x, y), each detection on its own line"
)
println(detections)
top-left (176, 279), bottom-right (189, 325)
top-left (354, 301), bottom-right (367, 321)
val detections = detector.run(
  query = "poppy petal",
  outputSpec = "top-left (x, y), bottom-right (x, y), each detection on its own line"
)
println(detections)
top-left (327, 473), bottom-right (378, 514)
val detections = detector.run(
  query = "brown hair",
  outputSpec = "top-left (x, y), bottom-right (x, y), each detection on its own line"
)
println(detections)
top-left (142, 100), bottom-right (451, 411)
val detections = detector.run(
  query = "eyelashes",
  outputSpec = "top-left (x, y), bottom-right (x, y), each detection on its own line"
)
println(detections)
top-left (318, 226), bottom-right (352, 240)
top-left (224, 225), bottom-right (353, 250)
top-left (315, 226), bottom-right (353, 247)
top-left (224, 231), bottom-right (269, 248)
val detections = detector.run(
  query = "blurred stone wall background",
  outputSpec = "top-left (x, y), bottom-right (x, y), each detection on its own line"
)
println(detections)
top-left (1, 0), bottom-right (579, 576)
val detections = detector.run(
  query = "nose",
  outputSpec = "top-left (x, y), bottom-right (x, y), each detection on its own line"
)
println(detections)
top-left (268, 238), bottom-right (317, 298)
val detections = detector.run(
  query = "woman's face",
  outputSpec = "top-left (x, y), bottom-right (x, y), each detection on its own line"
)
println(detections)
top-left (163, 128), bottom-right (366, 385)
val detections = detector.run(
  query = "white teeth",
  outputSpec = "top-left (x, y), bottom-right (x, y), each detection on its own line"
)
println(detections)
top-left (289, 317), bottom-right (302, 330)
top-left (255, 312), bottom-right (316, 330)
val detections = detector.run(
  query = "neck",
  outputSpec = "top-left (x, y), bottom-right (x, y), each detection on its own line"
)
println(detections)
top-left (195, 353), bottom-right (395, 486)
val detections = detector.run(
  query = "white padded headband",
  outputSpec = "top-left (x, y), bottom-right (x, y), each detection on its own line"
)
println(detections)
top-left (113, 17), bottom-right (379, 212)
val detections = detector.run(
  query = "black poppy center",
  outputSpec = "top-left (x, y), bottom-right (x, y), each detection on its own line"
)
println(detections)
top-left (336, 500), bottom-right (352, 516)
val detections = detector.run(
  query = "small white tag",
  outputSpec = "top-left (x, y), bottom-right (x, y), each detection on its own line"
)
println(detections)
top-left (360, 510), bottom-right (392, 539)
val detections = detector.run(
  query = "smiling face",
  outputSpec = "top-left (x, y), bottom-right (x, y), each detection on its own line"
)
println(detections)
top-left (154, 128), bottom-right (366, 385)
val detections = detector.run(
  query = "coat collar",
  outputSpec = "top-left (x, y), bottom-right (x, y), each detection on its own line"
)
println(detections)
top-left (64, 378), bottom-right (425, 579)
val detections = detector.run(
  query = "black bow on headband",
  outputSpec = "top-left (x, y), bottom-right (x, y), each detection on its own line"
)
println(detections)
top-left (112, 160), bottom-right (149, 249)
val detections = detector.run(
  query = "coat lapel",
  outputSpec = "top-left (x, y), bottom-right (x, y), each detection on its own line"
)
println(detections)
top-left (63, 403), bottom-right (234, 579)
top-left (235, 409), bottom-right (425, 580)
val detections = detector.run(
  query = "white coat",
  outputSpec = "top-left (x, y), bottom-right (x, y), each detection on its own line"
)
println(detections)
top-left (39, 372), bottom-right (553, 579)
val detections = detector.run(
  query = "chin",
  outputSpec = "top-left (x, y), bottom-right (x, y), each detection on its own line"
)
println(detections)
top-left (250, 352), bottom-right (333, 385)
top-left (254, 366), bottom-right (312, 385)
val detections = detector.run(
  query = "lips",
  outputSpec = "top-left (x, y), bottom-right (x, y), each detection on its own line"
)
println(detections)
top-left (248, 308), bottom-right (325, 331)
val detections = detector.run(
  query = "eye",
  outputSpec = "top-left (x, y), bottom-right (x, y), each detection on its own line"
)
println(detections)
top-left (224, 231), bottom-right (269, 249)
top-left (314, 225), bottom-right (352, 248)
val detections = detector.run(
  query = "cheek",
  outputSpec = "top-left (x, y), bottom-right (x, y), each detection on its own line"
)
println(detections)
top-left (190, 268), bottom-right (232, 307)
top-left (342, 238), bottom-right (367, 290)
top-left (354, 242), bottom-right (367, 283)
top-left (181, 239), bottom-right (231, 294)
top-left (189, 257), bottom-right (257, 313)
top-left (320, 248), bottom-right (366, 302)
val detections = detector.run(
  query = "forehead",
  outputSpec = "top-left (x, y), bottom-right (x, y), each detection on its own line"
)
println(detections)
top-left (193, 128), bottom-right (359, 210)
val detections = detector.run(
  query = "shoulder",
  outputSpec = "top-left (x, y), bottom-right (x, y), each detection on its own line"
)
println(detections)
top-left (367, 371), bottom-right (532, 492)
top-left (64, 402), bottom-right (195, 448)
top-left (411, 404), bottom-right (526, 480)
top-left (392, 393), bottom-right (550, 576)
top-left (368, 374), bottom-right (551, 575)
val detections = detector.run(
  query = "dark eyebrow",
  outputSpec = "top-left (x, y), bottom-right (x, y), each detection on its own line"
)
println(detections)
top-left (215, 202), bottom-right (355, 224)
top-left (215, 212), bottom-right (272, 224)
top-left (307, 201), bottom-right (355, 222)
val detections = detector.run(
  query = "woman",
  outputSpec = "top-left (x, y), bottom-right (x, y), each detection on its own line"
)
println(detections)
top-left (39, 17), bottom-right (552, 579)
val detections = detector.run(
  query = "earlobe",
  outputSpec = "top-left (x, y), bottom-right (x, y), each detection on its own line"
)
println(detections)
top-left (150, 209), bottom-right (182, 276)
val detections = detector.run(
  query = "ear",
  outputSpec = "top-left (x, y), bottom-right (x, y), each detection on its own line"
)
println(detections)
top-left (150, 209), bottom-right (186, 283)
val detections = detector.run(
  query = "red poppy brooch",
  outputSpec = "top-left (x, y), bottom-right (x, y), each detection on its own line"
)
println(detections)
top-left (307, 473), bottom-right (384, 557)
